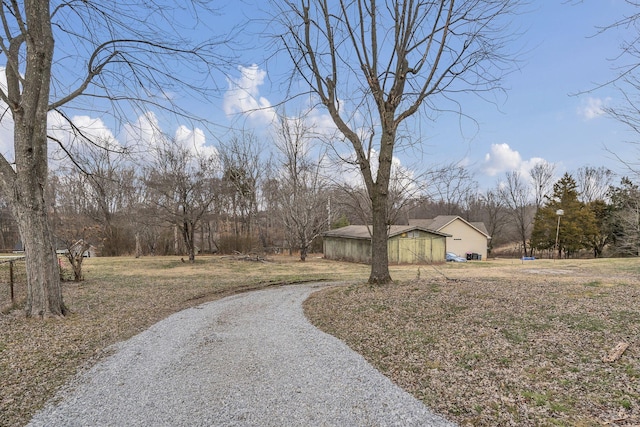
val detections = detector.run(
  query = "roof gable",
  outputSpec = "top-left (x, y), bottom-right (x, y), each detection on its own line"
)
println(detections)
top-left (323, 225), bottom-right (450, 240)
top-left (409, 215), bottom-right (491, 238)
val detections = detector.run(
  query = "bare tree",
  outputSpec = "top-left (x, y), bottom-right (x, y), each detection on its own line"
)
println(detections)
top-left (429, 163), bottom-right (479, 216)
top-left (575, 166), bottom-right (614, 203)
top-left (218, 132), bottom-right (262, 253)
top-left (271, 114), bottom-right (328, 260)
top-left (50, 170), bottom-right (99, 280)
top-left (144, 139), bottom-right (220, 262)
top-left (55, 226), bottom-right (99, 282)
top-left (499, 171), bottom-right (534, 257)
top-left (56, 138), bottom-right (140, 256)
top-left (609, 177), bottom-right (640, 256)
top-left (131, 175), bottom-right (169, 257)
top-left (479, 188), bottom-right (509, 252)
top-left (530, 162), bottom-right (556, 210)
top-left (275, 0), bottom-right (521, 283)
top-left (0, 1), bottom-right (228, 317)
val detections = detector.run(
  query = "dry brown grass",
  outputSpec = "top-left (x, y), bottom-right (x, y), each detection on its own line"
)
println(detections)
top-left (305, 258), bottom-right (640, 427)
top-left (3, 256), bottom-right (639, 427)
top-left (0, 254), bottom-right (367, 427)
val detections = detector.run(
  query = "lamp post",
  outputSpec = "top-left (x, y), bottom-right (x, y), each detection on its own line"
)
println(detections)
top-left (554, 209), bottom-right (564, 260)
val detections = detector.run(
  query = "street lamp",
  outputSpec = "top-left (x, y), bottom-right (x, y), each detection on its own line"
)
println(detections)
top-left (554, 209), bottom-right (564, 260)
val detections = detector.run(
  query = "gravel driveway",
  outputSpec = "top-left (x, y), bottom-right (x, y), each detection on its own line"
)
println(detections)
top-left (29, 283), bottom-right (455, 426)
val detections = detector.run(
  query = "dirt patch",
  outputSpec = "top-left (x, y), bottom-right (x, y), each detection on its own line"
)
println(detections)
top-left (522, 268), bottom-right (573, 275)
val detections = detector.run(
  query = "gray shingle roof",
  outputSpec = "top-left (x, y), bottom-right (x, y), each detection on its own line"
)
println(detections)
top-left (323, 225), bottom-right (450, 240)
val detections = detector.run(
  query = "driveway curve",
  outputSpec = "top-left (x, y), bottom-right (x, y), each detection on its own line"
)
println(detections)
top-left (29, 283), bottom-right (455, 427)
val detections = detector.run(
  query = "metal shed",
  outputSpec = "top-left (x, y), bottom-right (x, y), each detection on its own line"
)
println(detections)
top-left (322, 225), bottom-right (449, 264)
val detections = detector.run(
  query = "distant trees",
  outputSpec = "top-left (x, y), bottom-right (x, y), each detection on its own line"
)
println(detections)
top-left (609, 177), bottom-right (640, 256)
top-left (218, 132), bottom-right (262, 252)
top-left (270, 115), bottom-right (328, 261)
top-left (478, 189), bottom-right (509, 254)
top-left (430, 164), bottom-right (479, 216)
top-left (21, 155), bottom-right (638, 263)
top-left (50, 171), bottom-right (100, 281)
top-left (530, 162), bottom-right (557, 210)
top-left (66, 139), bottom-right (138, 256)
top-left (144, 139), bottom-right (219, 263)
top-left (575, 166), bottom-right (614, 204)
top-left (528, 171), bottom-right (640, 259)
top-left (586, 199), bottom-right (613, 258)
top-left (499, 171), bottom-right (534, 257)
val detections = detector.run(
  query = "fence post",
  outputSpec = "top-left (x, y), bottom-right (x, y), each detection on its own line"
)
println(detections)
top-left (9, 260), bottom-right (14, 305)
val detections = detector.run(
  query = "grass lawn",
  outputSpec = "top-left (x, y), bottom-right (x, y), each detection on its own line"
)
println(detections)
top-left (1, 255), bottom-right (639, 426)
top-left (306, 258), bottom-right (640, 426)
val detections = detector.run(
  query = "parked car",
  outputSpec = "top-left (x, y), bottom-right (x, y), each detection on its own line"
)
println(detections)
top-left (446, 252), bottom-right (467, 262)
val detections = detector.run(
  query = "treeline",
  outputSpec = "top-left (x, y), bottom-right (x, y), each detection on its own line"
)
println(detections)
top-left (0, 133), bottom-right (635, 261)
top-left (401, 164), bottom-right (639, 259)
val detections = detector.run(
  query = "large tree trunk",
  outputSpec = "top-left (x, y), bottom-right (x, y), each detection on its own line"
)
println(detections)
top-left (368, 127), bottom-right (394, 284)
top-left (135, 232), bottom-right (142, 258)
top-left (182, 219), bottom-right (196, 263)
top-left (5, 0), bottom-right (66, 317)
top-left (367, 112), bottom-right (395, 284)
top-left (14, 199), bottom-right (67, 317)
top-left (369, 189), bottom-right (391, 284)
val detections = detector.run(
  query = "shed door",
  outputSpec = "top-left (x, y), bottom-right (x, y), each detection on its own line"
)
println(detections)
top-left (398, 238), bottom-right (433, 263)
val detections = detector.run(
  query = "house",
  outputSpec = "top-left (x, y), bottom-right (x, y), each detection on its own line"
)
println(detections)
top-left (409, 215), bottom-right (490, 260)
top-left (322, 225), bottom-right (450, 264)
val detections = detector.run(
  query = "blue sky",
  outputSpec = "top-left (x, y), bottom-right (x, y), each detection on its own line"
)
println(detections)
top-left (213, 1), bottom-right (639, 190)
top-left (459, 1), bottom-right (636, 184)
top-left (0, 1), bottom-right (635, 193)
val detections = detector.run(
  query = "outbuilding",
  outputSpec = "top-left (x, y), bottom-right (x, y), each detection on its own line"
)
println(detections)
top-left (409, 215), bottom-right (491, 261)
top-left (322, 225), bottom-right (450, 264)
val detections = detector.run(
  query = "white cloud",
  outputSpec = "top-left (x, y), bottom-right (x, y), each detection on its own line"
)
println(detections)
top-left (481, 143), bottom-right (553, 180)
top-left (577, 97), bottom-right (609, 121)
top-left (174, 125), bottom-right (218, 160)
top-left (482, 143), bottom-right (523, 176)
top-left (47, 113), bottom-right (122, 168)
top-left (49, 114), bottom-right (118, 146)
top-left (223, 64), bottom-right (277, 125)
top-left (305, 104), bottom-right (339, 139)
top-left (122, 111), bottom-right (164, 148)
top-left (0, 67), bottom-right (216, 172)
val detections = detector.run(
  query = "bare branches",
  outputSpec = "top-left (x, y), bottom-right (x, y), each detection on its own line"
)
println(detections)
top-left (498, 170), bottom-right (534, 257)
top-left (143, 136), bottom-right (220, 261)
top-left (269, 111), bottom-right (329, 260)
top-left (575, 166), bottom-right (615, 203)
top-left (275, 0), bottom-right (522, 283)
top-left (530, 162), bottom-right (557, 210)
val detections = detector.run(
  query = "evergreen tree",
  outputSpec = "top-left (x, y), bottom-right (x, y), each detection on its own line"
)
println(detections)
top-left (531, 173), bottom-right (597, 258)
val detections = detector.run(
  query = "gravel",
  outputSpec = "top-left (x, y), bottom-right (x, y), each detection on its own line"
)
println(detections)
top-left (28, 283), bottom-right (455, 427)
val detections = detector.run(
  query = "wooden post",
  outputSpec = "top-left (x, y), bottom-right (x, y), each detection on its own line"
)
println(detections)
top-left (9, 260), bottom-right (14, 305)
